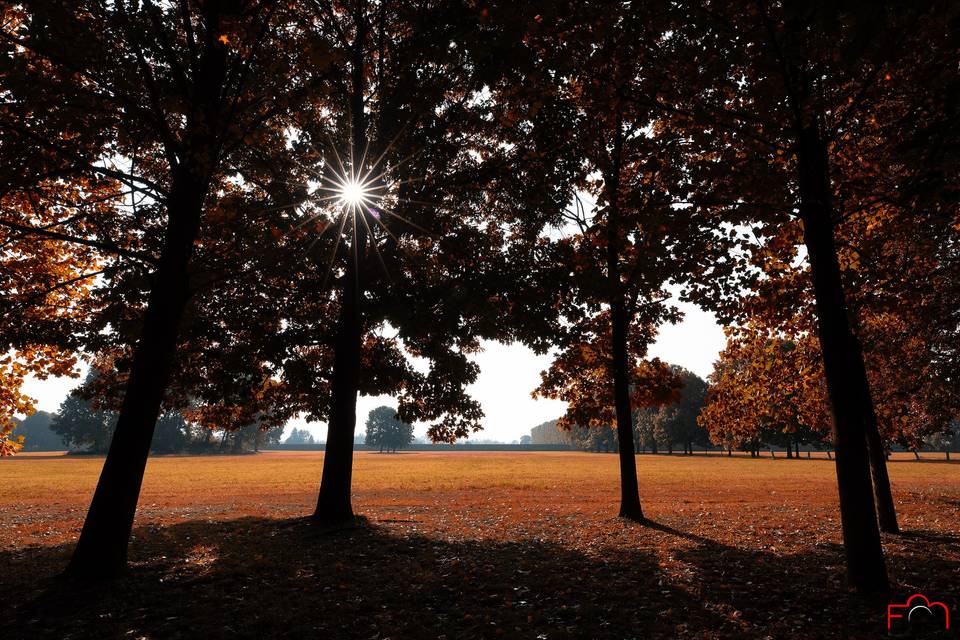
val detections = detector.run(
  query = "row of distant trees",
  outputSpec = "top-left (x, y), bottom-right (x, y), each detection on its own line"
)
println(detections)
top-left (282, 406), bottom-right (416, 452)
top-left (531, 367), bottom-right (714, 453)
top-left (532, 366), bottom-right (959, 456)
top-left (14, 373), bottom-right (282, 454)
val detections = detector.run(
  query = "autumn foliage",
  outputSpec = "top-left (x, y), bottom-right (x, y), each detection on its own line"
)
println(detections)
top-left (0, 0), bottom-right (957, 598)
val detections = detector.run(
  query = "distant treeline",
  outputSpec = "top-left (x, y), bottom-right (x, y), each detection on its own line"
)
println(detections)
top-left (270, 443), bottom-right (575, 452)
top-left (531, 367), bottom-right (960, 457)
top-left (13, 399), bottom-right (282, 455)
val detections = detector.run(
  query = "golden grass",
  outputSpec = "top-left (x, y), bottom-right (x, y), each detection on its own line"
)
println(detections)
top-left (3, 451), bottom-right (958, 639)
top-left (2, 451), bottom-right (957, 545)
top-left (2, 449), bottom-right (955, 503)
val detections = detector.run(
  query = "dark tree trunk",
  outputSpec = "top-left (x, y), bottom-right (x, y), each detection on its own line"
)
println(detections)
top-left (605, 107), bottom-right (643, 523)
top-left (314, 266), bottom-right (364, 522)
top-left (795, 123), bottom-right (887, 593)
top-left (66, 172), bottom-right (207, 579)
top-left (610, 299), bottom-right (641, 520)
top-left (863, 399), bottom-right (899, 533)
top-left (314, 5), bottom-right (369, 524)
top-left (727, 447), bottom-right (732, 457)
top-left (651, 441), bottom-right (658, 455)
top-left (65, 9), bottom-right (231, 578)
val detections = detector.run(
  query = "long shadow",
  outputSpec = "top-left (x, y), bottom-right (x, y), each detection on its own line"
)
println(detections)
top-left (656, 520), bottom-right (957, 639)
top-left (2, 515), bottom-right (957, 639)
top-left (2, 517), bottom-right (723, 640)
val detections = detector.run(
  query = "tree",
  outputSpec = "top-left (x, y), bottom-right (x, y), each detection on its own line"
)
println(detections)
top-left (51, 394), bottom-right (116, 454)
top-left (519, 435), bottom-right (532, 445)
top-left (702, 306), bottom-right (958, 458)
top-left (285, 428), bottom-right (316, 445)
top-left (364, 406), bottom-right (414, 453)
top-left (2, 0), bottom-right (314, 577)
top-left (288, 0), bottom-right (547, 523)
top-left (700, 324), bottom-right (832, 455)
top-left (1, 349), bottom-right (79, 456)
top-left (659, 0), bottom-right (960, 591)
top-left (636, 368), bottom-right (709, 455)
top-left (512, 0), bottom-right (718, 521)
top-left (50, 383), bottom-right (197, 455)
top-left (635, 409), bottom-right (658, 455)
top-left (529, 420), bottom-right (570, 446)
top-left (568, 424), bottom-right (619, 453)
top-left (255, 426), bottom-right (284, 451)
top-left (151, 412), bottom-right (189, 454)
top-left (11, 411), bottom-right (64, 452)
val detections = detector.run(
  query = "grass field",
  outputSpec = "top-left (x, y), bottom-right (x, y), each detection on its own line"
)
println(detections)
top-left (2, 451), bottom-right (958, 638)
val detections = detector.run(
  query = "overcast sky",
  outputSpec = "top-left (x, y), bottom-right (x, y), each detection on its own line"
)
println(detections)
top-left (21, 297), bottom-right (725, 443)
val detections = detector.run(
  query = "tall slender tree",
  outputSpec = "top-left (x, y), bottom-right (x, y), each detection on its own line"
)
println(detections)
top-left (668, 0), bottom-right (957, 591)
top-left (510, 1), bottom-right (710, 520)
top-left (290, 0), bottom-right (553, 523)
top-left (1, 0), bottom-right (310, 577)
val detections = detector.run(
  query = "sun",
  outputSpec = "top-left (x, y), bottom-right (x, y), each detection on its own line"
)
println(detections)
top-left (337, 177), bottom-right (373, 208)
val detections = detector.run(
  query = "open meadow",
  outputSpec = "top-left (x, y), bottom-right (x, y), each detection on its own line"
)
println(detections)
top-left (2, 451), bottom-right (958, 639)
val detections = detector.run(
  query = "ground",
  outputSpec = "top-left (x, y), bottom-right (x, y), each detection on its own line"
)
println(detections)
top-left (1, 451), bottom-right (957, 639)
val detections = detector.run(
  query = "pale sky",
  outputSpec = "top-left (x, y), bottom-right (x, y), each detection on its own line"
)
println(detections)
top-left (20, 298), bottom-right (725, 443)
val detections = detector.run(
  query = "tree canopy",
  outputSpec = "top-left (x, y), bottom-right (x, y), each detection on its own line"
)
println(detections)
top-left (1, 0), bottom-right (956, 593)
top-left (364, 405), bottom-right (414, 452)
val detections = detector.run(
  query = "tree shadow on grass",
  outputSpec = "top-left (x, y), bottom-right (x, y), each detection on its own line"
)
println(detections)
top-left (2, 516), bottom-right (957, 639)
top-left (638, 518), bottom-right (957, 639)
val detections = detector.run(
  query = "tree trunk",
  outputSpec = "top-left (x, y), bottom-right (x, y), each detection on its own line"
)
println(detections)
top-left (727, 447), bottom-right (732, 457)
top-left (66, 172), bottom-right (207, 579)
top-left (605, 106), bottom-right (643, 523)
top-left (913, 450), bottom-right (920, 460)
top-left (795, 123), bottom-right (887, 593)
top-left (313, 212), bottom-right (366, 524)
top-left (314, 5), bottom-right (368, 525)
top-left (610, 299), bottom-right (641, 521)
top-left (863, 399), bottom-right (899, 533)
